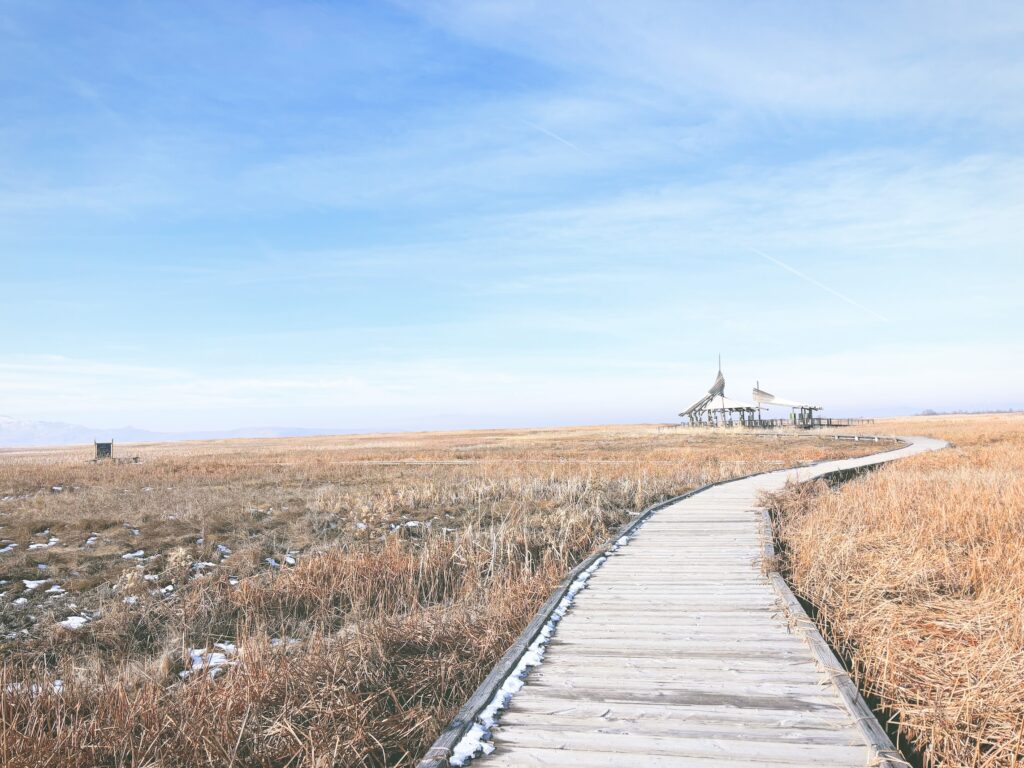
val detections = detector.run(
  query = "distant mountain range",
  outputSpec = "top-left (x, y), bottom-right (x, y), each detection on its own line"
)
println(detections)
top-left (0, 415), bottom-right (346, 448)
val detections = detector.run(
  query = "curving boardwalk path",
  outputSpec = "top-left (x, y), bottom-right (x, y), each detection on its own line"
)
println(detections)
top-left (470, 436), bottom-right (946, 768)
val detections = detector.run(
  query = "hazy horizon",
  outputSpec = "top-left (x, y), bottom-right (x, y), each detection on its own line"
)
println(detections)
top-left (3, 2), bottom-right (1022, 430)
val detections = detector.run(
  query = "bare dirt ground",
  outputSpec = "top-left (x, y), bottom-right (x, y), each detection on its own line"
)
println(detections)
top-left (0, 424), bottom-right (875, 768)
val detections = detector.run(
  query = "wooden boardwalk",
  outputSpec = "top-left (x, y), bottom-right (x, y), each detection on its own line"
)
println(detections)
top-left (466, 436), bottom-right (946, 767)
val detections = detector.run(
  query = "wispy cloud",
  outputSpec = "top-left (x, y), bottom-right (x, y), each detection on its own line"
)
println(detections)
top-left (1, 2), bottom-right (1022, 428)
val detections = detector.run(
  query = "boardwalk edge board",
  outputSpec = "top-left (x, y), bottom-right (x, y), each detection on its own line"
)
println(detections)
top-left (416, 436), bottom-right (910, 768)
top-left (761, 476), bottom-right (910, 768)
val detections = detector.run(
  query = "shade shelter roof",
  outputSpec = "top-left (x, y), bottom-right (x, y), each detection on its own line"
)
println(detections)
top-left (752, 386), bottom-right (819, 410)
top-left (680, 368), bottom-right (757, 417)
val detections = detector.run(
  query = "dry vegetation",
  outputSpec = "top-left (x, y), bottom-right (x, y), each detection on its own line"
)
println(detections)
top-left (767, 413), bottom-right (1024, 768)
top-left (0, 424), bottom-right (873, 767)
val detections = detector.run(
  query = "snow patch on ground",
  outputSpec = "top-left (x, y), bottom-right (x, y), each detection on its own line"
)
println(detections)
top-left (122, 550), bottom-right (145, 559)
top-left (180, 643), bottom-right (237, 680)
top-left (5, 679), bottom-right (64, 695)
top-left (58, 616), bottom-right (89, 630)
top-left (447, 517), bottom-right (650, 766)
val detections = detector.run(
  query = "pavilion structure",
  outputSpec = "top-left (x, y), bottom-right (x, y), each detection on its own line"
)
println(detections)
top-left (679, 363), bottom-right (759, 426)
top-left (752, 384), bottom-right (822, 428)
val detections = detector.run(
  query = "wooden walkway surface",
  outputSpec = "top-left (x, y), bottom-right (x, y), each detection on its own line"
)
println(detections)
top-left (470, 436), bottom-right (946, 767)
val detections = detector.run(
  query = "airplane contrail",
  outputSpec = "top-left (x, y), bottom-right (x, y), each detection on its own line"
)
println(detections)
top-left (747, 246), bottom-right (889, 322)
top-left (520, 119), bottom-right (589, 156)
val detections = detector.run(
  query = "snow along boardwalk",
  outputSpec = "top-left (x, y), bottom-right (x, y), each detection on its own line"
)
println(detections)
top-left (436, 435), bottom-right (947, 768)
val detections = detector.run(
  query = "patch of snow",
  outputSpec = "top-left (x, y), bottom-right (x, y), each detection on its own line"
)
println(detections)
top-left (405, 520), bottom-right (422, 528)
top-left (4, 679), bottom-right (63, 695)
top-left (0, 543), bottom-right (17, 554)
top-left (45, 584), bottom-right (64, 594)
top-left (28, 537), bottom-right (60, 550)
top-left (51, 486), bottom-right (63, 493)
top-left (143, 574), bottom-right (158, 581)
top-left (180, 643), bottom-right (237, 680)
top-left (161, 584), bottom-right (174, 594)
top-left (37, 563), bottom-right (48, 571)
top-left (447, 518), bottom-right (648, 765)
top-left (265, 558), bottom-right (280, 568)
top-left (216, 544), bottom-right (232, 556)
top-left (84, 535), bottom-right (98, 546)
top-left (354, 522), bottom-right (367, 530)
top-left (58, 615), bottom-right (89, 630)
top-left (191, 561), bottom-right (216, 571)
top-left (123, 595), bottom-right (138, 605)
top-left (122, 550), bottom-right (145, 559)
top-left (13, 597), bottom-right (28, 606)
top-left (228, 577), bottom-right (239, 586)
top-left (195, 537), bottom-right (204, 545)
top-left (284, 555), bottom-right (296, 566)
top-left (22, 579), bottom-right (47, 590)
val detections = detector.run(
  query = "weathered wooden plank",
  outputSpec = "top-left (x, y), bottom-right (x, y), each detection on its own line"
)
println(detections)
top-left (503, 697), bottom-right (853, 726)
top-left (491, 729), bottom-right (871, 763)
top-left (477, 746), bottom-right (865, 768)
top-left (492, 717), bottom-right (863, 745)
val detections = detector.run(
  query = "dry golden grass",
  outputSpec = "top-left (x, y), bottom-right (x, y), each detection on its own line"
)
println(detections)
top-left (0, 424), bottom-right (876, 767)
top-left (768, 413), bottom-right (1024, 767)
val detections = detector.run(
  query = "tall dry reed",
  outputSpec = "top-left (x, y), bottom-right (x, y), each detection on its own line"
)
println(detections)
top-left (769, 414), bottom-right (1024, 767)
top-left (1, 424), bottom-right (876, 766)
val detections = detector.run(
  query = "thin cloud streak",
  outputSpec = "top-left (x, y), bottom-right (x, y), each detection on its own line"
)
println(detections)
top-left (747, 246), bottom-right (890, 323)
top-left (520, 119), bottom-right (590, 157)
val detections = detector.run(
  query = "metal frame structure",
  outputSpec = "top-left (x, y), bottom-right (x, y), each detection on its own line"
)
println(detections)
top-left (679, 362), bottom-right (758, 426)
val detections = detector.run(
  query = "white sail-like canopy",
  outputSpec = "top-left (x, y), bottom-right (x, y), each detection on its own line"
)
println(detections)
top-left (752, 387), bottom-right (818, 410)
top-left (706, 393), bottom-right (758, 410)
top-left (681, 369), bottom-right (757, 416)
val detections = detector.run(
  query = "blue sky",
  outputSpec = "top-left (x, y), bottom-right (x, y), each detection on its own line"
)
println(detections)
top-left (2, 1), bottom-right (1022, 431)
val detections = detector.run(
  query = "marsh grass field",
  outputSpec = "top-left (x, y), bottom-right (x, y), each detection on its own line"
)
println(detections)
top-left (0, 425), bottom-right (876, 767)
top-left (768, 413), bottom-right (1024, 767)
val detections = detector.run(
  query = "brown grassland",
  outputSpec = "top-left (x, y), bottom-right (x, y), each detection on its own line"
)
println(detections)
top-left (768, 413), bottom-right (1024, 767)
top-left (0, 425), bottom-right (875, 768)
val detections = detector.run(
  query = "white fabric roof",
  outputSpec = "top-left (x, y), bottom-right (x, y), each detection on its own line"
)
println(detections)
top-left (680, 392), bottom-right (713, 417)
top-left (752, 387), bottom-right (818, 409)
top-left (680, 369), bottom-right (758, 416)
